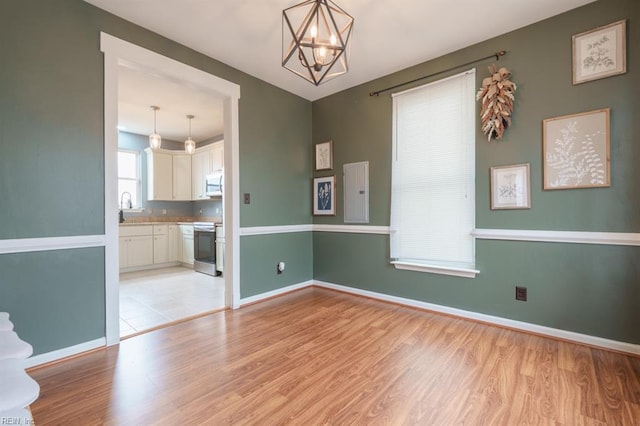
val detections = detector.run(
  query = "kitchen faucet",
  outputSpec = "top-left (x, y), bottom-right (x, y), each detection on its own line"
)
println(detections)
top-left (119, 191), bottom-right (132, 224)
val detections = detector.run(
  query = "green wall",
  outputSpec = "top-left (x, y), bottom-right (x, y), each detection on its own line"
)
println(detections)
top-left (0, 248), bottom-right (106, 354)
top-left (240, 232), bottom-right (313, 298)
top-left (0, 0), bottom-right (313, 355)
top-left (312, 0), bottom-right (640, 343)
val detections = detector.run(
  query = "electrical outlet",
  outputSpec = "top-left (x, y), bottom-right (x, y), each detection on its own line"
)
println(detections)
top-left (515, 286), bottom-right (527, 301)
top-left (276, 261), bottom-right (285, 274)
top-left (199, 208), bottom-right (203, 214)
top-left (162, 209), bottom-right (167, 215)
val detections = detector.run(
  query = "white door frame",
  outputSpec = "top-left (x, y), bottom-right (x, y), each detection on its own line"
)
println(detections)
top-left (101, 33), bottom-right (241, 346)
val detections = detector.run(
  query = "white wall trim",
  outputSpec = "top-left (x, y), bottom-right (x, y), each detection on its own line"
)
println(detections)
top-left (313, 280), bottom-right (640, 356)
top-left (24, 338), bottom-right (106, 369)
top-left (473, 228), bottom-right (640, 246)
top-left (240, 224), bottom-right (313, 236)
top-left (239, 280), bottom-right (314, 306)
top-left (314, 224), bottom-right (390, 234)
top-left (238, 224), bottom-right (390, 236)
top-left (0, 235), bottom-right (105, 255)
top-left (238, 225), bottom-right (639, 245)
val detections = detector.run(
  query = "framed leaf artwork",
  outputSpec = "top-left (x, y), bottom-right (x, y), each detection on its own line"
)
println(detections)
top-left (543, 108), bottom-right (610, 190)
top-left (313, 175), bottom-right (336, 215)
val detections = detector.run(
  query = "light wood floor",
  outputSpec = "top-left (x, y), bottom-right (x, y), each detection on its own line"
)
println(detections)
top-left (29, 287), bottom-right (640, 425)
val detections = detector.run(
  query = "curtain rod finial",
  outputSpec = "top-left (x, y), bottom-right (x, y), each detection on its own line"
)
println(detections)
top-left (496, 50), bottom-right (507, 60)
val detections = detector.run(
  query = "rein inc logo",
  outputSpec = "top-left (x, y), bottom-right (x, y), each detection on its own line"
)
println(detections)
top-left (1, 417), bottom-right (34, 425)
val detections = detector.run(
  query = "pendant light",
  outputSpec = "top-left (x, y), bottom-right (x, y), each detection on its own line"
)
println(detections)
top-left (185, 114), bottom-right (196, 155)
top-left (282, 0), bottom-right (354, 86)
top-left (149, 105), bottom-right (162, 149)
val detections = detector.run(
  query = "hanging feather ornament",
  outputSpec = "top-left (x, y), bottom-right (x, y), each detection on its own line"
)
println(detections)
top-left (476, 64), bottom-right (517, 141)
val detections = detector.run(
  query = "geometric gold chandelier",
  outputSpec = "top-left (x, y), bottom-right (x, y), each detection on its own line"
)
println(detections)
top-left (282, 0), bottom-right (354, 86)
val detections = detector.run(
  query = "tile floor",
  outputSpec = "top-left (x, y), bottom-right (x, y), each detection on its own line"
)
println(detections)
top-left (119, 266), bottom-right (225, 337)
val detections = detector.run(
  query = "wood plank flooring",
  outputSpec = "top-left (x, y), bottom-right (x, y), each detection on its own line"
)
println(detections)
top-left (29, 287), bottom-right (640, 425)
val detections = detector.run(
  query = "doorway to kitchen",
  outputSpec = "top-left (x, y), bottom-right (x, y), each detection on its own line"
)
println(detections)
top-left (102, 33), bottom-right (240, 346)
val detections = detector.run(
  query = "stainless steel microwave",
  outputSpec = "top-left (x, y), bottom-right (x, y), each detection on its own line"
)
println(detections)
top-left (205, 172), bottom-right (223, 197)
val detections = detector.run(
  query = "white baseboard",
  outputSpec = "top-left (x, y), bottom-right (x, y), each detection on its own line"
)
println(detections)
top-left (24, 338), bottom-right (106, 368)
top-left (239, 280), bottom-right (314, 306)
top-left (313, 280), bottom-right (640, 356)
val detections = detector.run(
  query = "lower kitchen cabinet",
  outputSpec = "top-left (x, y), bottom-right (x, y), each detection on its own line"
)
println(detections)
top-left (180, 224), bottom-right (194, 265)
top-left (153, 225), bottom-right (169, 264)
top-left (168, 224), bottom-right (179, 262)
top-left (120, 225), bottom-right (154, 269)
top-left (120, 223), bottom-right (184, 271)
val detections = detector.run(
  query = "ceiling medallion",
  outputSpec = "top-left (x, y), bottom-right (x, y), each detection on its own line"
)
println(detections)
top-left (282, 0), bottom-right (354, 86)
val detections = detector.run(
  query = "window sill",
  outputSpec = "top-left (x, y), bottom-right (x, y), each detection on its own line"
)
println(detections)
top-left (391, 261), bottom-right (479, 278)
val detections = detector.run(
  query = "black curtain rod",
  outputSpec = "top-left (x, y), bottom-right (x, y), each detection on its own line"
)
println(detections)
top-left (369, 50), bottom-right (507, 97)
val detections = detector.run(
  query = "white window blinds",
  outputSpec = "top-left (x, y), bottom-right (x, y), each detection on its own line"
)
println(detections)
top-left (390, 69), bottom-right (476, 270)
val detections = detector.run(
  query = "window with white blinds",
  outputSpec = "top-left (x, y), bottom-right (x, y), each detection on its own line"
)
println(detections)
top-left (390, 69), bottom-right (477, 278)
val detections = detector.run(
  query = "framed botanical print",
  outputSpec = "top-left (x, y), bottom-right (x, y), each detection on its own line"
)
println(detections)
top-left (313, 175), bottom-right (336, 215)
top-left (543, 108), bottom-right (610, 190)
top-left (315, 140), bottom-right (333, 171)
top-left (572, 20), bottom-right (626, 84)
top-left (490, 163), bottom-right (531, 210)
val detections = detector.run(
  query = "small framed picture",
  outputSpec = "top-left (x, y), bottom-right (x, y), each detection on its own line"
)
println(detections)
top-left (490, 163), bottom-right (531, 210)
top-left (543, 108), bottom-right (610, 190)
top-left (572, 20), bottom-right (626, 85)
top-left (313, 175), bottom-right (336, 215)
top-left (315, 140), bottom-right (333, 171)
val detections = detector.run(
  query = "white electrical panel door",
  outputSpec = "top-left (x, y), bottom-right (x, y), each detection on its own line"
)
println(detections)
top-left (343, 161), bottom-right (369, 223)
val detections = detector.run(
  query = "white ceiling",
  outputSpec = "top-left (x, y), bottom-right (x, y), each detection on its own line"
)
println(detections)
top-left (91, 0), bottom-right (596, 139)
top-left (118, 65), bottom-right (224, 142)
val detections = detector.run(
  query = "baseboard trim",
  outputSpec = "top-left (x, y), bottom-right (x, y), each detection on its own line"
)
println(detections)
top-left (239, 280), bottom-right (314, 306)
top-left (24, 338), bottom-right (106, 369)
top-left (0, 235), bottom-right (106, 255)
top-left (313, 280), bottom-right (640, 356)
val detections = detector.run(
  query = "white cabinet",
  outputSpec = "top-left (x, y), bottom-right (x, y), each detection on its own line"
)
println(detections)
top-left (172, 154), bottom-right (192, 200)
top-left (180, 224), bottom-right (194, 265)
top-left (146, 150), bottom-right (172, 201)
top-left (211, 142), bottom-right (223, 171)
top-left (191, 149), bottom-right (210, 200)
top-left (119, 225), bottom-right (154, 269)
top-left (168, 224), bottom-right (179, 262)
top-left (120, 223), bottom-right (181, 271)
top-left (191, 142), bottom-right (223, 200)
top-left (153, 225), bottom-right (169, 264)
top-left (145, 149), bottom-right (192, 201)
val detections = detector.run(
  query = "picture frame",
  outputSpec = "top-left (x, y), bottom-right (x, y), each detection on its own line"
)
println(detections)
top-left (313, 175), bottom-right (336, 216)
top-left (572, 20), bottom-right (626, 85)
top-left (490, 163), bottom-right (531, 210)
top-left (315, 140), bottom-right (333, 171)
top-left (543, 108), bottom-right (610, 190)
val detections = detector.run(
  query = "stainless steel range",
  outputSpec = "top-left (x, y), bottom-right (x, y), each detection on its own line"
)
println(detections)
top-left (193, 222), bottom-right (217, 276)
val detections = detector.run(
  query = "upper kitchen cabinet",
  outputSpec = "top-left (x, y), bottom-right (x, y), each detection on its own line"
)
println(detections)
top-left (192, 141), bottom-right (223, 200)
top-left (145, 148), bottom-right (192, 201)
top-left (211, 142), bottom-right (223, 171)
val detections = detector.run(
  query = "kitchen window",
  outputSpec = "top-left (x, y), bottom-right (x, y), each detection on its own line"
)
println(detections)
top-left (117, 149), bottom-right (141, 209)
top-left (389, 69), bottom-right (479, 278)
